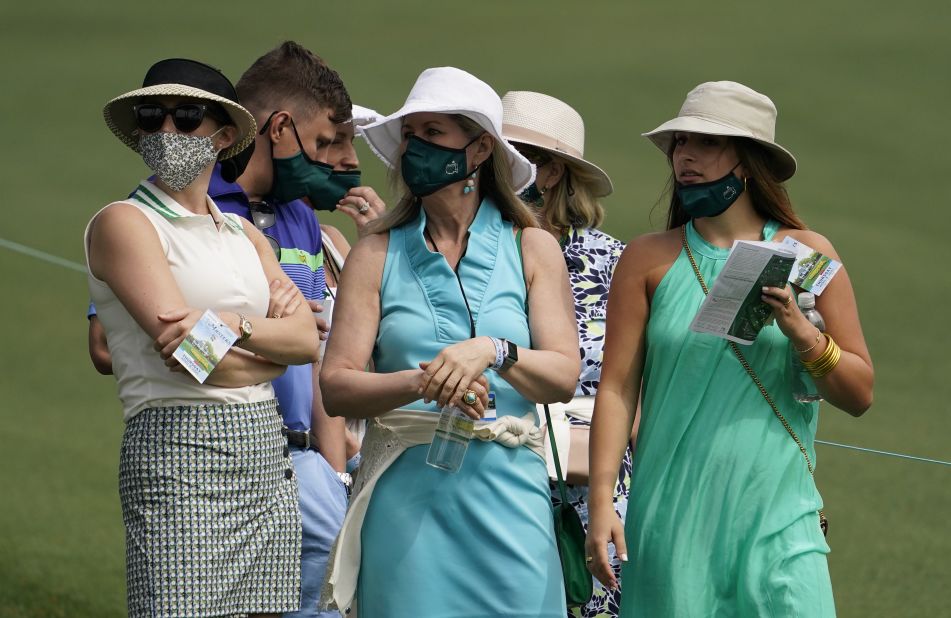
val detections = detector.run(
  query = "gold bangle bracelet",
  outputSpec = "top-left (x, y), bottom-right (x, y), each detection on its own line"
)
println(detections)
top-left (804, 335), bottom-right (841, 378)
top-left (795, 330), bottom-right (823, 354)
top-left (804, 346), bottom-right (838, 377)
top-left (802, 333), bottom-right (836, 369)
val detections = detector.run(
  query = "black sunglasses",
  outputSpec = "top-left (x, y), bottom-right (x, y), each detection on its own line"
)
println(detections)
top-left (513, 143), bottom-right (553, 167)
top-left (133, 103), bottom-right (222, 134)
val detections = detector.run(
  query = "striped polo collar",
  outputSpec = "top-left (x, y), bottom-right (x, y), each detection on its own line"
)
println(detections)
top-left (129, 179), bottom-right (245, 235)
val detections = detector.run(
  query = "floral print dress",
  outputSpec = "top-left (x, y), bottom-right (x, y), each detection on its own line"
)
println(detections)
top-left (550, 226), bottom-right (632, 618)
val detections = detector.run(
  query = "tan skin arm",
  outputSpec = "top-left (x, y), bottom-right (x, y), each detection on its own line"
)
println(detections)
top-left (319, 233), bottom-right (426, 417)
top-left (86, 302), bottom-right (285, 386)
top-left (312, 362), bottom-right (346, 472)
top-left (564, 408), bottom-right (640, 486)
top-left (154, 219), bottom-right (319, 367)
top-left (87, 204), bottom-right (316, 386)
top-left (87, 315), bottom-right (113, 375)
top-left (764, 229), bottom-right (874, 416)
top-left (314, 224), bottom-right (352, 471)
top-left (499, 227), bottom-right (581, 403)
top-left (585, 231), bottom-right (678, 589)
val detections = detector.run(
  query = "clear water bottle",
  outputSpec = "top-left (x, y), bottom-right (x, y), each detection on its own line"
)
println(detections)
top-left (426, 405), bottom-right (475, 473)
top-left (790, 292), bottom-right (825, 402)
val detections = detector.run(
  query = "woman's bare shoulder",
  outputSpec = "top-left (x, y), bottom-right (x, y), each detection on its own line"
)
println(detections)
top-left (777, 227), bottom-right (839, 259)
top-left (620, 228), bottom-right (683, 271)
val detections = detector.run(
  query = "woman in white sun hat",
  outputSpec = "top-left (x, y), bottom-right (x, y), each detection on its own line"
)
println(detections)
top-left (586, 81), bottom-right (874, 616)
top-left (86, 59), bottom-right (319, 618)
top-left (503, 90), bottom-right (632, 618)
top-left (320, 67), bottom-right (580, 617)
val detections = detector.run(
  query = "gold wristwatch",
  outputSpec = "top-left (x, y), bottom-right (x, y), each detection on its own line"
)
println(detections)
top-left (237, 314), bottom-right (253, 343)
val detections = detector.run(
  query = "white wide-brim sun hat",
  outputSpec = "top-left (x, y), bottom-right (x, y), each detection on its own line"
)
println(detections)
top-left (103, 58), bottom-right (257, 161)
top-left (351, 104), bottom-right (382, 128)
top-left (359, 67), bottom-right (535, 192)
top-left (501, 91), bottom-right (613, 197)
top-left (642, 81), bottom-right (797, 181)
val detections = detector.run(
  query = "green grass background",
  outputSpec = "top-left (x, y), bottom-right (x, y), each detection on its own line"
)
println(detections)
top-left (1, 1), bottom-right (949, 616)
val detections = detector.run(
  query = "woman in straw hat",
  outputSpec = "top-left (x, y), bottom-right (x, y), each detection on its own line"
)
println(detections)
top-left (585, 81), bottom-right (874, 615)
top-left (85, 59), bottom-right (320, 618)
top-left (502, 90), bottom-right (631, 618)
top-left (319, 67), bottom-right (580, 617)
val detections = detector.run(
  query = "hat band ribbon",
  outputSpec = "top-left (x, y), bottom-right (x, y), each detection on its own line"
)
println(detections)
top-left (502, 124), bottom-right (584, 160)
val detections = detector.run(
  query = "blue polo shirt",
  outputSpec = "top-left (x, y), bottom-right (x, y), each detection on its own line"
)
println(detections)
top-left (90, 166), bottom-right (324, 433)
top-left (208, 165), bottom-right (325, 433)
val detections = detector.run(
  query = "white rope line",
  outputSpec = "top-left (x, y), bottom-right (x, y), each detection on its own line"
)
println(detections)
top-left (3, 238), bottom-right (951, 470)
top-left (816, 440), bottom-right (951, 467)
top-left (0, 237), bottom-right (86, 273)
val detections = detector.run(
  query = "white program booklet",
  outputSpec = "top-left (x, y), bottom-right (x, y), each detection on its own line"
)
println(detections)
top-left (689, 241), bottom-right (797, 345)
top-left (172, 310), bottom-right (238, 383)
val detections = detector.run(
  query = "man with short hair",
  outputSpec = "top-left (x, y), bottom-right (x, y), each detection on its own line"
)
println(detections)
top-left (227, 41), bottom-right (352, 618)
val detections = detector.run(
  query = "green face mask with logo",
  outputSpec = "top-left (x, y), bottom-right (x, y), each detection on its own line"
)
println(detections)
top-left (400, 133), bottom-right (482, 197)
top-left (675, 163), bottom-right (745, 219)
top-left (263, 113), bottom-right (358, 210)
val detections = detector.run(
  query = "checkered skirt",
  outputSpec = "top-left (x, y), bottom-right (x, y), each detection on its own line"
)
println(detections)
top-left (119, 399), bottom-right (301, 618)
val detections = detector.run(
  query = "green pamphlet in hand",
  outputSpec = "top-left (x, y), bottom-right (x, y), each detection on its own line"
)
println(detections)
top-left (690, 241), bottom-right (796, 345)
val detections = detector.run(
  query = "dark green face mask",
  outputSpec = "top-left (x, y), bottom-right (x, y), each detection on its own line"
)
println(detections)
top-left (400, 133), bottom-right (481, 197)
top-left (315, 170), bottom-right (362, 211)
top-left (518, 182), bottom-right (545, 208)
top-left (675, 163), bottom-right (745, 218)
top-left (262, 113), bottom-right (355, 209)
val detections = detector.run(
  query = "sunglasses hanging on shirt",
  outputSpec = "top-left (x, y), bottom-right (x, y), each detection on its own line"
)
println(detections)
top-left (248, 201), bottom-right (281, 260)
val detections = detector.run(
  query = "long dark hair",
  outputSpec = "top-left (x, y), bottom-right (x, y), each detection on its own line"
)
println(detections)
top-left (664, 137), bottom-right (806, 231)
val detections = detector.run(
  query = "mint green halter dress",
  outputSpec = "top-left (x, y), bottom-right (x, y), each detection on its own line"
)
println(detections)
top-left (620, 220), bottom-right (835, 617)
top-left (358, 201), bottom-right (566, 617)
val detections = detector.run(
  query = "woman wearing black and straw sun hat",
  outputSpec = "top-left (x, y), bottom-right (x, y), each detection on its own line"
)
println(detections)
top-left (502, 90), bottom-right (632, 618)
top-left (585, 81), bottom-right (874, 616)
top-left (85, 59), bottom-right (319, 618)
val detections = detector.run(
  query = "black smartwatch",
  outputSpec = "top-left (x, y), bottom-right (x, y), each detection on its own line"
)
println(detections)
top-left (500, 339), bottom-right (518, 371)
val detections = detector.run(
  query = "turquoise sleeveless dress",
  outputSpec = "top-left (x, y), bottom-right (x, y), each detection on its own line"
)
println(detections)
top-left (620, 220), bottom-right (835, 617)
top-left (358, 200), bottom-right (566, 617)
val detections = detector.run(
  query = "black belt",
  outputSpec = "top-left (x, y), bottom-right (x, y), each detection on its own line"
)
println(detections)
top-left (282, 426), bottom-right (315, 450)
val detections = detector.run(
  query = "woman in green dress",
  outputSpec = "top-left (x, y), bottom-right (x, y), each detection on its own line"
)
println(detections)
top-left (585, 81), bottom-right (874, 616)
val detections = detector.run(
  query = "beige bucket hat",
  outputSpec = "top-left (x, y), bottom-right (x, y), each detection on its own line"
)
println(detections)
top-left (642, 81), bottom-right (797, 181)
top-left (359, 67), bottom-right (535, 192)
top-left (103, 58), bottom-right (257, 160)
top-left (501, 91), bottom-right (613, 197)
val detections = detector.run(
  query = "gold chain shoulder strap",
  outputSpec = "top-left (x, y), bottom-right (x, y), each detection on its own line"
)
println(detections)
top-left (680, 225), bottom-right (828, 535)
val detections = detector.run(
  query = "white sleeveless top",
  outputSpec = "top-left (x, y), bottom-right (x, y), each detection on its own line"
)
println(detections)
top-left (85, 180), bottom-right (274, 421)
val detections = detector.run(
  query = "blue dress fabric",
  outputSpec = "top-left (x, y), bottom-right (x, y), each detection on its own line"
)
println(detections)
top-left (359, 201), bottom-right (567, 617)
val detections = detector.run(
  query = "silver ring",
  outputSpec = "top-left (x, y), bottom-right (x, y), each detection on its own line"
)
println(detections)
top-left (358, 201), bottom-right (370, 214)
top-left (463, 389), bottom-right (477, 406)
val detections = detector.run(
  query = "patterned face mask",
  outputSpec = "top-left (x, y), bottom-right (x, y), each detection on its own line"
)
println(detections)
top-left (138, 129), bottom-right (223, 192)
